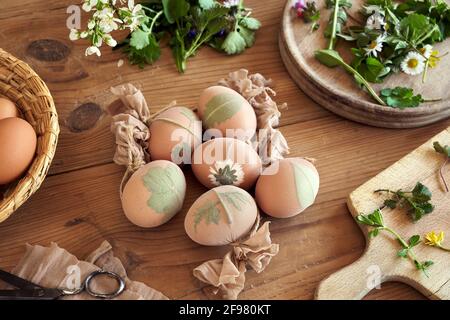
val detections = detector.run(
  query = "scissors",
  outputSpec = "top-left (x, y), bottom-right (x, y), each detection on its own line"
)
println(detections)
top-left (0, 269), bottom-right (125, 300)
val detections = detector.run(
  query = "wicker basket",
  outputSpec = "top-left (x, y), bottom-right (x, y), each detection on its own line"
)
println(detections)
top-left (0, 49), bottom-right (59, 223)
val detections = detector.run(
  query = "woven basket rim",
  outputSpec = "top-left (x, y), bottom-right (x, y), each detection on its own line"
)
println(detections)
top-left (0, 48), bottom-right (59, 223)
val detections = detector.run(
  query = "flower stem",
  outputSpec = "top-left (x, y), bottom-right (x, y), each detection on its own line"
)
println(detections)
top-left (439, 158), bottom-right (449, 192)
top-left (384, 226), bottom-right (420, 262)
top-left (328, 0), bottom-right (340, 50)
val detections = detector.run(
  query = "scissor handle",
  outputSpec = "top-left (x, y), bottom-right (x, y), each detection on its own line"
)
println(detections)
top-left (84, 270), bottom-right (126, 299)
top-left (61, 270), bottom-right (126, 299)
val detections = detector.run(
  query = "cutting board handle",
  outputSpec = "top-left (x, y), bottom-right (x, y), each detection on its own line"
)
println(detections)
top-left (315, 252), bottom-right (382, 300)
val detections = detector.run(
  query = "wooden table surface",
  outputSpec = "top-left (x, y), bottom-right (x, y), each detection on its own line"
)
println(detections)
top-left (0, 0), bottom-right (448, 300)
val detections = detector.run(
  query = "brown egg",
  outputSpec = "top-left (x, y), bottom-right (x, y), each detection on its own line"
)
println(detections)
top-left (0, 117), bottom-right (37, 185)
top-left (255, 158), bottom-right (319, 218)
top-left (184, 185), bottom-right (258, 246)
top-left (0, 98), bottom-right (18, 120)
top-left (121, 160), bottom-right (186, 228)
top-left (191, 137), bottom-right (262, 190)
top-left (148, 106), bottom-right (202, 165)
top-left (198, 86), bottom-right (256, 140)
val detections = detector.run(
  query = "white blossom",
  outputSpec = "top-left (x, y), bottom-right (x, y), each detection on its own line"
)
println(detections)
top-left (85, 46), bottom-right (101, 56)
top-left (69, 29), bottom-right (80, 41)
top-left (401, 52), bottom-right (425, 75)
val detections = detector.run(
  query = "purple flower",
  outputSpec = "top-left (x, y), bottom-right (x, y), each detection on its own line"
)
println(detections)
top-left (293, 0), bottom-right (307, 17)
top-left (187, 29), bottom-right (197, 39)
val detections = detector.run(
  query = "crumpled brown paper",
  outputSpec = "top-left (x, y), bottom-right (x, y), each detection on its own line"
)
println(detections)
top-left (2, 241), bottom-right (168, 300)
top-left (218, 69), bottom-right (290, 165)
top-left (193, 220), bottom-right (279, 300)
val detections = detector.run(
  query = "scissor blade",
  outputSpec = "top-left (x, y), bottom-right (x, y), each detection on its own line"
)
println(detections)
top-left (0, 269), bottom-right (42, 290)
top-left (0, 288), bottom-right (62, 300)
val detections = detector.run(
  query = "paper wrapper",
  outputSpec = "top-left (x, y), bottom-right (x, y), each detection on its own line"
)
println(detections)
top-left (193, 220), bottom-right (279, 300)
top-left (1, 241), bottom-right (168, 300)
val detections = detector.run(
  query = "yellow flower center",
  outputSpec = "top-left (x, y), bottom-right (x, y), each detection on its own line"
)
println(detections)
top-left (369, 41), bottom-right (377, 49)
top-left (408, 58), bottom-right (419, 68)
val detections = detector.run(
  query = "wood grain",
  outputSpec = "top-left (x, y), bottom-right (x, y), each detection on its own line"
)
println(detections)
top-left (317, 127), bottom-right (450, 299)
top-left (280, 0), bottom-right (450, 128)
top-left (0, 0), bottom-right (448, 300)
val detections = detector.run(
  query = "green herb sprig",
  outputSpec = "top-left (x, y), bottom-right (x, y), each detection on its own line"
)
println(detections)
top-left (375, 182), bottom-right (434, 221)
top-left (433, 141), bottom-right (450, 192)
top-left (356, 209), bottom-right (434, 276)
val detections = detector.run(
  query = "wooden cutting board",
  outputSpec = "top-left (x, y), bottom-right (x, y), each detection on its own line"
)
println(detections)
top-left (315, 126), bottom-right (450, 299)
top-left (279, 0), bottom-right (450, 128)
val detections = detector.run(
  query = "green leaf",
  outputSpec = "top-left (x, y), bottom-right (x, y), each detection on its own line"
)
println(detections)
top-left (142, 165), bottom-right (184, 215)
top-left (380, 87), bottom-right (424, 109)
top-left (368, 228), bottom-right (380, 238)
top-left (240, 17), bottom-right (261, 30)
top-left (124, 33), bottom-right (161, 67)
top-left (292, 161), bottom-right (319, 209)
top-left (398, 248), bottom-right (409, 258)
top-left (314, 49), bottom-right (344, 67)
top-left (384, 199), bottom-right (398, 209)
top-left (194, 200), bottom-right (221, 230)
top-left (130, 28), bottom-right (150, 50)
top-left (408, 235), bottom-right (421, 247)
top-left (433, 141), bottom-right (450, 157)
top-left (238, 26), bottom-right (256, 47)
top-left (199, 0), bottom-right (216, 9)
top-left (162, 0), bottom-right (190, 24)
top-left (217, 191), bottom-right (248, 211)
top-left (412, 182), bottom-right (432, 202)
top-left (222, 31), bottom-right (247, 54)
top-left (202, 92), bottom-right (242, 128)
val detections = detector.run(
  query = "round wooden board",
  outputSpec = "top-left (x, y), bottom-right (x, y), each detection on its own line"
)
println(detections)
top-left (279, 0), bottom-right (450, 128)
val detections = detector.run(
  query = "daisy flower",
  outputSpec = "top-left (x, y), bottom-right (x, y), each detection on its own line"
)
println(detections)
top-left (208, 159), bottom-right (244, 187)
top-left (420, 45), bottom-right (441, 68)
top-left (365, 34), bottom-right (386, 57)
top-left (401, 52), bottom-right (425, 75)
top-left (366, 13), bottom-right (386, 30)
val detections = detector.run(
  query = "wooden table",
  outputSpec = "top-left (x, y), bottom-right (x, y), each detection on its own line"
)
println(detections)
top-left (0, 0), bottom-right (448, 300)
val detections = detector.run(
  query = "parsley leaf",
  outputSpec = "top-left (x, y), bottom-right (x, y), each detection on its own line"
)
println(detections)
top-left (380, 87), bottom-right (424, 108)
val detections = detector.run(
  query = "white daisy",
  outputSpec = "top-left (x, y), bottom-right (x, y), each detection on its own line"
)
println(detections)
top-left (365, 34), bottom-right (386, 57)
top-left (419, 44), bottom-right (433, 59)
top-left (208, 159), bottom-right (244, 187)
top-left (366, 13), bottom-right (386, 30)
top-left (401, 52), bottom-right (425, 75)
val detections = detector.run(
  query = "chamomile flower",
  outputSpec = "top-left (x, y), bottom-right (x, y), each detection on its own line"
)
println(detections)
top-left (420, 45), bottom-right (433, 59)
top-left (365, 33), bottom-right (386, 57)
top-left (366, 13), bottom-right (386, 30)
top-left (208, 160), bottom-right (244, 187)
top-left (400, 52), bottom-right (425, 75)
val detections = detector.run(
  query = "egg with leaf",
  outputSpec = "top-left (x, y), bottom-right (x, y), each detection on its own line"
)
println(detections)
top-left (184, 185), bottom-right (258, 246)
top-left (255, 158), bottom-right (319, 218)
top-left (148, 106), bottom-right (202, 165)
top-left (198, 86), bottom-right (256, 140)
top-left (121, 160), bottom-right (186, 228)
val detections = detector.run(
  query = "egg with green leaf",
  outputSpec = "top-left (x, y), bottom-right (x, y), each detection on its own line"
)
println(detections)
top-left (148, 106), bottom-right (202, 165)
top-left (122, 160), bottom-right (186, 228)
top-left (255, 158), bottom-right (319, 218)
top-left (198, 86), bottom-right (256, 140)
top-left (184, 185), bottom-right (258, 246)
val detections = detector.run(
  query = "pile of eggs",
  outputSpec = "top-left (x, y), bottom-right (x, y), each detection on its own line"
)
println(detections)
top-left (121, 86), bottom-right (320, 246)
top-left (0, 98), bottom-right (37, 186)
